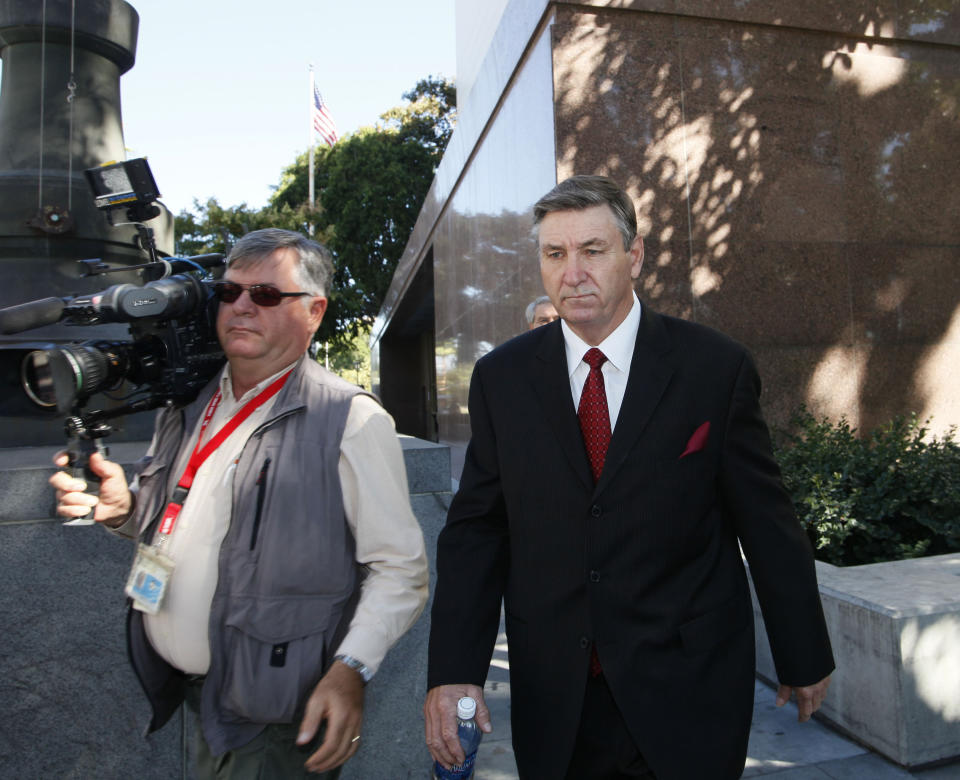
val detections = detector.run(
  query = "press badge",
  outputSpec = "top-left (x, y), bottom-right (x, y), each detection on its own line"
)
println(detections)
top-left (125, 543), bottom-right (175, 614)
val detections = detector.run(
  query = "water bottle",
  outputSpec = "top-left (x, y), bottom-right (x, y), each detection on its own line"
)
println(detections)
top-left (433, 696), bottom-right (482, 779)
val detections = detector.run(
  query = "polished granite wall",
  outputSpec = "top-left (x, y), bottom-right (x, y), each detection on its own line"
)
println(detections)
top-left (549, 3), bottom-right (960, 435)
top-left (431, 21), bottom-right (559, 443)
top-left (375, 0), bottom-right (960, 449)
top-left (454, 0), bottom-right (510, 108)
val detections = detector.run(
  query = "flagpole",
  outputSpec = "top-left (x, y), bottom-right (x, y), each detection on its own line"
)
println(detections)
top-left (308, 65), bottom-right (316, 228)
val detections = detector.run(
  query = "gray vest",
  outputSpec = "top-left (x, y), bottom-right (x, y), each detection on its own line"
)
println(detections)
top-left (127, 356), bottom-right (370, 755)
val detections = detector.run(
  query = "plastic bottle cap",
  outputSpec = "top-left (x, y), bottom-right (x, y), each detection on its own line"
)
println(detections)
top-left (457, 696), bottom-right (477, 720)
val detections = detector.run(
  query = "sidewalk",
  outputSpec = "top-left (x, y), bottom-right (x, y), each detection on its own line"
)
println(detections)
top-left (472, 620), bottom-right (960, 780)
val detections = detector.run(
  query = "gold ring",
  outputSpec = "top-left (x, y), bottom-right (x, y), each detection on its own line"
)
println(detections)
top-left (351, 735), bottom-right (360, 743)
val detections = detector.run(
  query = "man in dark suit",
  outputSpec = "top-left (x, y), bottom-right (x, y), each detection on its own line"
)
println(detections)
top-left (424, 176), bottom-right (834, 779)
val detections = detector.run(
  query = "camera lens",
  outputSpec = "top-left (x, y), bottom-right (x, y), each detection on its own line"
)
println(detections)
top-left (21, 343), bottom-right (125, 411)
top-left (21, 351), bottom-right (59, 407)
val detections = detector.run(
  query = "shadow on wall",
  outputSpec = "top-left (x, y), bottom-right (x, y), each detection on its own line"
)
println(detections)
top-left (550, 4), bottom-right (960, 434)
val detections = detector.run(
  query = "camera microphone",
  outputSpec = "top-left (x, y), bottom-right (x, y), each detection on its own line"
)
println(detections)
top-left (0, 297), bottom-right (66, 335)
top-left (140, 253), bottom-right (224, 282)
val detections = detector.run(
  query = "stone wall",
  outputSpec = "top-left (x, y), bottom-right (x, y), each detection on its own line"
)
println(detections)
top-left (750, 553), bottom-right (960, 768)
top-left (550, 2), bottom-right (960, 436)
top-left (374, 0), bottom-right (960, 450)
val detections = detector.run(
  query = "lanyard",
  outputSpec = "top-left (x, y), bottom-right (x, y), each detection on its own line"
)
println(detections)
top-left (157, 368), bottom-right (294, 537)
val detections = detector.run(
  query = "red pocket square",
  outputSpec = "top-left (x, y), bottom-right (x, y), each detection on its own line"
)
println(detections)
top-left (680, 421), bottom-right (711, 458)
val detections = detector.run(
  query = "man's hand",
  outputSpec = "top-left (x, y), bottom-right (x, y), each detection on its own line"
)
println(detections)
top-left (776, 674), bottom-right (831, 722)
top-left (424, 683), bottom-right (491, 769)
top-left (298, 660), bottom-right (365, 773)
top-left (49, 451), bottom-right (132, 527)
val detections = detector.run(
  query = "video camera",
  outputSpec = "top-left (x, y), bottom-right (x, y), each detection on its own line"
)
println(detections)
top-left (6, 260), bottom-right (225, 415)
top-left (0, 159), bottom-right (226, 522)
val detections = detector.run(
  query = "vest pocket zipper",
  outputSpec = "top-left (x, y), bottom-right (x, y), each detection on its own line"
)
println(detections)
top-left (250, 457), bottom-right (271, 550)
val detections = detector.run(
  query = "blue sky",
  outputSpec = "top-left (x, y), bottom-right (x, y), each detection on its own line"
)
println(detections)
top-left (116, 0), bottom-right (457, 216)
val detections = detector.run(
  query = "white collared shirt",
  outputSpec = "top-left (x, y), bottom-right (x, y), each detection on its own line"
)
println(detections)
top-left (561, 293), bottom-right (642, 431)
top-left (138, 360), bottom-right (428, 677)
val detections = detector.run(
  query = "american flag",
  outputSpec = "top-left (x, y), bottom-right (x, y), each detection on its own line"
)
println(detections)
top-left (312, 85), bottom-right (338, 147)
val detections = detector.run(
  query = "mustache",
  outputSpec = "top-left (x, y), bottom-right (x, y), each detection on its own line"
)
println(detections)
top-left (562, 288), bottom-right (597, 299)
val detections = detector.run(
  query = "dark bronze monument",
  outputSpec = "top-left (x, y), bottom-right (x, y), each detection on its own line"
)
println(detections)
top-left (0, 0), bottom-right (173, 445)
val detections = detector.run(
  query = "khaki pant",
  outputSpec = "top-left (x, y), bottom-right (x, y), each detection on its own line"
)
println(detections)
top-left (184, 679), bottom-right (341, 780)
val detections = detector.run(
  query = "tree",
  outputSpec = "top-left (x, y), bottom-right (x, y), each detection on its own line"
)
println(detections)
top-left (272, 75), bottom-right (455, 347)
top-left (383, 76), bottom-right (457, 157)
top-left (176, 75), bottom-right (456, 360)
top-left (321, 322), bottom-right (373, 390)
top-left (173, 199), bottom-right (322, 257)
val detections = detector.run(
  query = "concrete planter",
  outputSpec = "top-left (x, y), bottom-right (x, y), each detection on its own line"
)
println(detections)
top-left (751, 553), bottom-right (960, 768)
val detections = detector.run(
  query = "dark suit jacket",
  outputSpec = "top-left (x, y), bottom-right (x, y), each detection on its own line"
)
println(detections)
top-left (427, 305), bottom-right (834, 780)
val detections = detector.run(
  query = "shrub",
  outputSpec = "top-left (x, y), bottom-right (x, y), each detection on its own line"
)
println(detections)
top-left (774, 409), bottom-right (960, 566)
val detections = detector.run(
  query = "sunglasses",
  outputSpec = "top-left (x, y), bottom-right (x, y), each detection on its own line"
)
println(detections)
top-left (210, 281), bottom-right (312, 307)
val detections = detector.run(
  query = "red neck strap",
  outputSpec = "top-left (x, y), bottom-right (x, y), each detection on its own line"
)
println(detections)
top-left (178, 368), bottom-right (294, 491)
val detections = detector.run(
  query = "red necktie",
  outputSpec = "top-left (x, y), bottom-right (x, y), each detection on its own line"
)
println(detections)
top-left (578, 348), bottom-right (610, 678)
top-left (578, 348), bottom-right (611, 484)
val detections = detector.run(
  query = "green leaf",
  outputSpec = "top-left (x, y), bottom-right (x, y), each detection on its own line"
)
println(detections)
top-left (775, 407), bottom-right (960, 565)
top-left (174, 76), bottom-right (456, 368)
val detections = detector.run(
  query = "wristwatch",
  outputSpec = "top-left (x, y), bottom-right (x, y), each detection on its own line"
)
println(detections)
top-left (334, 653), bottom-right (372, 684)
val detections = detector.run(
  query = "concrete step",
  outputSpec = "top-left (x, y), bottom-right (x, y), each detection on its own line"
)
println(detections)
top-left (0, 434), bottom-right (450, 523)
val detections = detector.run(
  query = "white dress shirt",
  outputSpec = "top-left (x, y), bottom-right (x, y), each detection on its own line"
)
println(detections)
top-left (562, 293), bottom-right (642, 431)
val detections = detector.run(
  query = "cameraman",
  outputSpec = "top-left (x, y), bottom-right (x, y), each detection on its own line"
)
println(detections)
top-left (50, 228), bottom-right (428, 778)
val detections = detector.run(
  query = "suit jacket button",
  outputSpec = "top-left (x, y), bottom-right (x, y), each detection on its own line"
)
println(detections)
top-left (579, 636), bottom-right (590, 649)
top-left (589, 570), bottom-right (601, 583)
top-left (590, 505), bottom-right (602, 518)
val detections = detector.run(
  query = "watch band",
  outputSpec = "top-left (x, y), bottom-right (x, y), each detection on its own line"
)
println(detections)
top-left (334, 653), bottom-right (372, 684)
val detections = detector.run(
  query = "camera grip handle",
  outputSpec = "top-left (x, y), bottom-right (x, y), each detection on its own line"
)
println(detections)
top-left (63, 437), bottom-right (106, 527)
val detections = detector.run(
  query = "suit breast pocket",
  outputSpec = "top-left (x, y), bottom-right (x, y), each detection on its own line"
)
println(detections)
top-left (649, 454), bottom-right (718, 521)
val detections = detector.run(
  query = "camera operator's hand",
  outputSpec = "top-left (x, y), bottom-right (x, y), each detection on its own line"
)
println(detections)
top-left (50, 452), bottom-right (132, 528)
